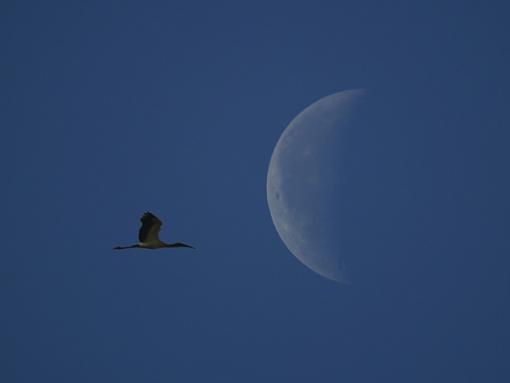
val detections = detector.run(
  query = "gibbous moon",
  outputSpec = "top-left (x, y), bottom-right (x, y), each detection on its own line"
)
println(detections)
top-left (267, 90), bottom-right (365, 282)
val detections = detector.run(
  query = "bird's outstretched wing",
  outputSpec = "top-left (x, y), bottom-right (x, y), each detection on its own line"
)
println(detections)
top-left (139, 212), bottom-right (163, 243)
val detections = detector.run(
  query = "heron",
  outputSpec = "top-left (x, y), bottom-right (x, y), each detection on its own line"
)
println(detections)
top-left (114, 212), bottom-right (195, 250)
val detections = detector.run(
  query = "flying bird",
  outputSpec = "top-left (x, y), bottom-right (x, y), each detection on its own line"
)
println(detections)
top-left (114, 212), bottom-right (194, 250)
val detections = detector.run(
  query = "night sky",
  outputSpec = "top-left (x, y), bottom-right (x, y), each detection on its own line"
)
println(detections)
top-left (3, 1), bottom-right (510, 382)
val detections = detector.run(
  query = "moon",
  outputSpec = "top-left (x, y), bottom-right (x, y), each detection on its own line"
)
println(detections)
top-left (267, 90), bottom-right (365, 282)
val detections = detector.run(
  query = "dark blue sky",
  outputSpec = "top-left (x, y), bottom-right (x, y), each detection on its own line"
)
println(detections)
top-left (3, 1), bottom-right (510, 382)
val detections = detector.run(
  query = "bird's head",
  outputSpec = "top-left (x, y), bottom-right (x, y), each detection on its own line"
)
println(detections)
top-left (165, 242), bottom-right (195, 249)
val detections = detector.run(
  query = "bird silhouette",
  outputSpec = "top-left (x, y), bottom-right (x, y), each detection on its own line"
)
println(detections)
top-left (114, 212), bottom-right (194, 250)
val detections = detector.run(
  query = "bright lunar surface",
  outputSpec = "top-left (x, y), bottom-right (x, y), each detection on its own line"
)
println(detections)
top-left (267, 90), bottom-right (365, 282)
